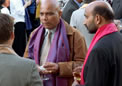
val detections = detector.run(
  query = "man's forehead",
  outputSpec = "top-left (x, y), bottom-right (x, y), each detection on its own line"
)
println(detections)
top-left (85, 7), bottom-right (93, 15)
top-left (41, 0), bottom-right (58, 8)
top-left (41, 2), bottom-right (58, 9)
top-left (40, 5), bottom-right (56, 11)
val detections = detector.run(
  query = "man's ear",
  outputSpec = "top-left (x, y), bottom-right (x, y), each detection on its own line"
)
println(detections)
top-left (95, 14), bottom-right (101, 25)
top-left (58, 10), bottom-right (62, 18)
top-left (8, 31), bottom-right (15, 45)
top-left (10, 31), bottom-right (15, 41)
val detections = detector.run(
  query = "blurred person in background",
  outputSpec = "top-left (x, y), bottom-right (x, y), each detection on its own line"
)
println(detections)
top-left (26, 0), bottom-right (40, 38)
top-left (0, 0), bottom-right (10, 15)
top-left (62, 0), bottom-right (83, 24)
top-left (10, 0), bottom-right (31, 56)
top-left (70, 0), bottom-right (95, 48)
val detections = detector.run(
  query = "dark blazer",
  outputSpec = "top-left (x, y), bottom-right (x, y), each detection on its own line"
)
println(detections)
top-left (62, 0), bottom-right (79, 24)
top-left (112, 0), bottom-right (122, 21)
top-left (83, 32), bottom-right (122, 86)
top-left (0, 54), bottom-right (42, 86)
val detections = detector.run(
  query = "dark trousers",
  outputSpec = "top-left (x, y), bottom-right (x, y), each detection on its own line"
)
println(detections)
top-left (12, 22), bottom-right (26, 57)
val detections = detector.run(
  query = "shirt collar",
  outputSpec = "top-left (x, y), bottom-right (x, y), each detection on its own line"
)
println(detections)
top-left (45, 27), bottom-right (57, 37)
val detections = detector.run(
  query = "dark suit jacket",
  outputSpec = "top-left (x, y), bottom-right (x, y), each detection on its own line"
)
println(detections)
top-left (62, 0), bottom-right (79, 24)
top-left (83, 32), bottom-right (122, 86)
top-left (0, 53), bottom-right (42, 86)
top-left (112, 0), bottom-right (122, 21)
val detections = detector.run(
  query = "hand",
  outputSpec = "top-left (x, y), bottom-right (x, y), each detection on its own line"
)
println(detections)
top-left (24, 0), bottom-right (32, 8)
top-left (26, 0), bottom-right (32, 6)
top-left (73, 66), bottom-right (82, 84)
top-left (43, 62), bottom-right (59, 74)
top-left (114, 20), bottom-right (122, 31)
top-left (36, 0), bottom-right (40, 5)
top-left (114, 19), bottom-right (121, 26)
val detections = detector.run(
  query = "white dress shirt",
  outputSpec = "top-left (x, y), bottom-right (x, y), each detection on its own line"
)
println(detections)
top-left (1, 7), bottom-right (10, 15)
top-left (10, 0), bottom-right (25, 24)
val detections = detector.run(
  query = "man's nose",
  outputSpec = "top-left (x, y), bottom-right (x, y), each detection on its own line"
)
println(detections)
top-left (43, 14), bottom-right (48, 21)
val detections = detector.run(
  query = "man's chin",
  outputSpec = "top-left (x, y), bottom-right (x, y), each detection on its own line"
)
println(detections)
top-left (89, 30), bottom-right (96, 34)
top-left (43, 25), bottom-right (50, 29)
top-left (44, 26), bottom-right (54, 30)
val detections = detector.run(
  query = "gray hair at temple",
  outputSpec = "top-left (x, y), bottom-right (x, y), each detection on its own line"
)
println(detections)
top-left (0, 14), bottom-right (14, 44)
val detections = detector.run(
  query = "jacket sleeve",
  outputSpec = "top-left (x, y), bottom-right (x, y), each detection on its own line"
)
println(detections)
top-left (58, 27), bottom-right (87, 77)
top-left (29, 61), bottom-right (43, 86)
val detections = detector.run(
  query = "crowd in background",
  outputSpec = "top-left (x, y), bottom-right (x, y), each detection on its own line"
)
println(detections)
top-left (0, 0), bottom-right (122, 86)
